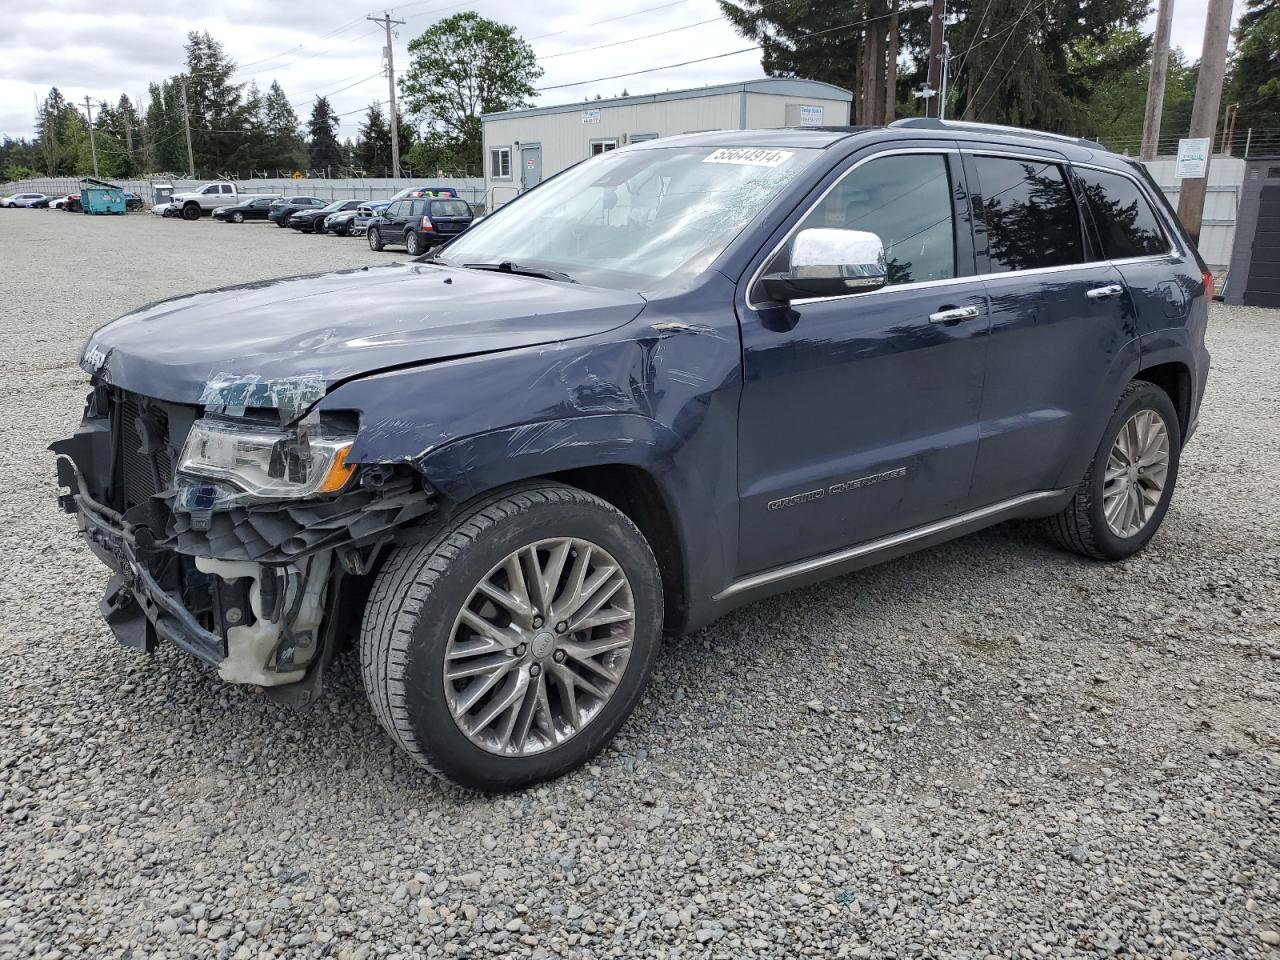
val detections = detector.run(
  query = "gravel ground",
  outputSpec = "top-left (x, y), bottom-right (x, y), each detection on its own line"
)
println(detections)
top-left (1, 210), bottom-right (1277, 960)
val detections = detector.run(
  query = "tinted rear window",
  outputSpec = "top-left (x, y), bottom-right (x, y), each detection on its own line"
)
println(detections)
top-left (974, 156), bottom-right (1083, 273)
top-left (430, 200), bottom-right (470, 218)
top-left (1074, 167), bottom-right (1169, 260)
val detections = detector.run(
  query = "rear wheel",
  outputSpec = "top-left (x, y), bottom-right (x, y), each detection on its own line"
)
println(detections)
top-left (368, 227), bottom-right (384, 251)
top-left (1045, 380), bottom-right (1181, 561)
top-left (360, 483), bottom-right (662, 791)
top-left (405, 230), bottom-right (423, 256)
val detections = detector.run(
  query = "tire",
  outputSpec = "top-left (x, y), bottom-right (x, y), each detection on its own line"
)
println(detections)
top-left (368, 227), bottom-right (384, 251)
top-left (1045, 380), bottom-right (1181, 561)
top-left (231, 211), bottom-right (244, 223)
top-left (405, 230), bottom-right (423, 256)
top-left (181, 204), bottom-right (200, 221)
top-left (360, 483), bottom-right (663, 792)
top-left (336, 223), bottom-right (349, 237)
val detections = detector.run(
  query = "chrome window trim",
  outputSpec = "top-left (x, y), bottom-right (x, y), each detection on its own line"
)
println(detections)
top-left (744, 144), bottom-right (1186, 311)
top-left (744, 147), bottom-right (960, 311)
top-left (1068, 160), bottom-right (1181, 261)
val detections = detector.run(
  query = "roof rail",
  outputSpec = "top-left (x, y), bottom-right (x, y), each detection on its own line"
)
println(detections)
top-left (889, 118), bottom-right (1101, 150)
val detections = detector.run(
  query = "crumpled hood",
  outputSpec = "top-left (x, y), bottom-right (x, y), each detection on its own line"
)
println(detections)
top-left (82, 262), bottom-right (646, 411)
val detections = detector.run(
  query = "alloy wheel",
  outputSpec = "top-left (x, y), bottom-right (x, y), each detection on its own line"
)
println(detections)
top-left (443, 537), bottom-right (636, 757)
top-left (1102, 409), bottom-right (1170, 538)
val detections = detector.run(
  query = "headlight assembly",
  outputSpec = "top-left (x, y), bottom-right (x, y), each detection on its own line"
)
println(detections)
top-left (178, 418), bottom-right (355, 499)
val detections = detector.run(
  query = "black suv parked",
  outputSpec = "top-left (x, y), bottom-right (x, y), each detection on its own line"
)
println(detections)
top-left (367, 197), bottom-right (474, 255)
top-left (53, 121), bottom-right (1210, 791)
top-left (289, 199), bottom-right (366, 233)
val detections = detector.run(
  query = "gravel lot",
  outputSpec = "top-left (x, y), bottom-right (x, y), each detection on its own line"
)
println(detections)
top-left (1, 209), bottom-right (1277, 960)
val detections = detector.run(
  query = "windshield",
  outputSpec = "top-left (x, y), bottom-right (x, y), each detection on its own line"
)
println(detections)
top-left (443, 145), bottom-right (818, 289)
top-left (319, 200), bottom-right (345, 212)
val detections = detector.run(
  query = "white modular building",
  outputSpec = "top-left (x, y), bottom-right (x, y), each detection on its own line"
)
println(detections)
top-left (480, 78), bottom-right (853, 208)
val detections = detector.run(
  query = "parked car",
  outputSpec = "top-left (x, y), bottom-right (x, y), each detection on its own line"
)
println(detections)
top-left (50, 195), bottom-right (72, 210)
top-left (367, 197), bottom-right (474, 255)
top-left (346, 205), bottom-right (376, 237)
top-left (52, 122), bottom-right (1211, 791)
top-left (29, 195), bottom-right (54, 208)
top-left (170, 182), bottom-right (239, 220)
top-left (322, 204), bottom-right (373, 236)
top-left (366, 185), bottom-right (459, 216)
top-left (213, 196), bottom-right (282, 223)
top-left (64, 194), bottom-right (82, 213)
top-left (150, 202), bottom-right (174, 217)
top-left (268, 196), bottom-right (325, 227)
top-left (2, 193), bottom-right (49, 208)
top-left (122, 192), bottom-right (145, 212)
top-left (289, 199), bottom-right (366, 233)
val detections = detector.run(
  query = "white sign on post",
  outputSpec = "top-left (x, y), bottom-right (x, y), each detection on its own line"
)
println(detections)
top-left (1175, 137), bottom-right (1210, 179)
top-left (798, 104), bottom-right (824, 127)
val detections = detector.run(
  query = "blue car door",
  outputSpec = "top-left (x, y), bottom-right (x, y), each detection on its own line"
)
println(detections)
top-left (735, 147), bottom-right (991, 577)
top-left (963, 150), bottom-right (1137, 503)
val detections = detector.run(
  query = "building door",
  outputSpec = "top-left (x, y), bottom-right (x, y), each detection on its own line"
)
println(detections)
top-left (520, 143), bottom-right (542, 191)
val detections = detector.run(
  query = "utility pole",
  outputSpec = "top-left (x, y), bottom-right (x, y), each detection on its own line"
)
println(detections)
top-left (938, 40), bottom-right (950, 120)
top-left (1141, 0), bottom-right (1176, 160)
top-left (925, 0), bottom-right (945, 118)
top-left (369, 12), bottom-right (406, 178)
top-left (179, 77), bottom-right (196, 177)
top-left (1175, 0), bottom-right (1233, 245)
top-left (83, 96), bottom-right (99, 178)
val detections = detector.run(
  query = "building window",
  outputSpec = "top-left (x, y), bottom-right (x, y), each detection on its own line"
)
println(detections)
top-left (629, 133), bottom-right (659, 143)
top-left (590, 139), bottom-right (618, 157)
top-left (490, 147), bottom-right (511, 179)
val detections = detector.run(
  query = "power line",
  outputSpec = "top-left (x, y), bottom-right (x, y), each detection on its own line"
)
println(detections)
top-left (534, 5), bottom-right (905, 93)
top-left (538, 15), bottom-right (722, 60)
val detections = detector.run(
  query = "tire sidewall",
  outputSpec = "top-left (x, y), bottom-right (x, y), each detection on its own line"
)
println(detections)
top-left (368, 227), bottom-right (383, 251)
top-left (1085, 383), bottom-right (1182, 558)
top-left (396, 495), bottom-right (662, 790)
top-left (232, 211), bottom-right (244, 223)
top-left (182, 204), bottom-right (199, 220)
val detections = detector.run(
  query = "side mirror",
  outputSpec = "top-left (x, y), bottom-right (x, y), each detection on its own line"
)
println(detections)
top-left (760, 228), bottom-right (888, 303)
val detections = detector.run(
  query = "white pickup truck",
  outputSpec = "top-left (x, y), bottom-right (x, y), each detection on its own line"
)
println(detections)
top-left (169, 182), bottom-right (239, 220)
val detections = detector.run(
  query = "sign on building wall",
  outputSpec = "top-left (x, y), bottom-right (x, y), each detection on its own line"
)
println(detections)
top-left (784, 103), bottom-right (826, 127)
top-left (1175, 138), bottom-right (1211, 179)
top-left (582, 109), bottom-right (601, 124)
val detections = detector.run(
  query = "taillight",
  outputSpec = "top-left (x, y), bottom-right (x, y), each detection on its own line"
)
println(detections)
top-left (421, 216), bottom-right (434, 231)
top-left (1202, 270), bottom-right (1214, 301)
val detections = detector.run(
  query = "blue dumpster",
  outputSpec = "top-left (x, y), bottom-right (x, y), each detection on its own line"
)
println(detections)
top-left (80, 178), bottom-right (126, 215)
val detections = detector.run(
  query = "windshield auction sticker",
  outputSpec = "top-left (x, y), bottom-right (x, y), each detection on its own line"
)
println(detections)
top-left (702, 148), bottom-right (795, 167)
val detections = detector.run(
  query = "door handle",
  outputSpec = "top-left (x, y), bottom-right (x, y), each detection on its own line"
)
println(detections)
top-left (929, 305), bottom-right (981, 324)
top-left (1086, 284), bottom-right (1124, 300)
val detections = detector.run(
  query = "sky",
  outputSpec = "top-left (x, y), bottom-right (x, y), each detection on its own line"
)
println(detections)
top-left (0, 0), bottom-right (1242, 141)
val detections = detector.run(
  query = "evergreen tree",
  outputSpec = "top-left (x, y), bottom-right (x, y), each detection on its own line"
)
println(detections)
top-left (356, 101), bottom-right (391, 174)
top-left (306, 96), bottom-right (343, 173)
top-left (144, 79), bottom-right (188, 173)
top-left (261, 80), bottom-right (306, 174)
top-left (35, 87), bottom-right (75, 176)
top-left (182, 30), bottom-right (250, 175)
top-left (720, 0), bottom-right (1149, 131)
top-left (1227, 0), bottom-right (1280, 140)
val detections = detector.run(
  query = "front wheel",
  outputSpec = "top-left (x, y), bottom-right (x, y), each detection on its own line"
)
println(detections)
top-left (367, 227), bottom-right (384, 251)
top-left (181, 204), bottom-right (200, 221)
top-left (360, 483), bottom-right (662, 791)
top-left (1045, 380), bottom-right (1181, 561)
top-left (231, 211), bottom-right (244, 223)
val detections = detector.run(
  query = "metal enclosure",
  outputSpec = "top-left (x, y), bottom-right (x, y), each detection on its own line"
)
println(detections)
top-left (481, 78), bottom-right (853, 209)
top-left (1225, 156), bottom-right (1280, 307)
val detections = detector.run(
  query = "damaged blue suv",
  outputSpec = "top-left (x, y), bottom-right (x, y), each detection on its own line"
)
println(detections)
top-left (53, 120), bottom-right (1211, 790)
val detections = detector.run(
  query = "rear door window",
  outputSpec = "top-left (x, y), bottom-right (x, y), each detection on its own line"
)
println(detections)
top-left (1073, 167), bottom-right (1169, 260)
top-left (972, 156), bottom-right (1083, 273)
